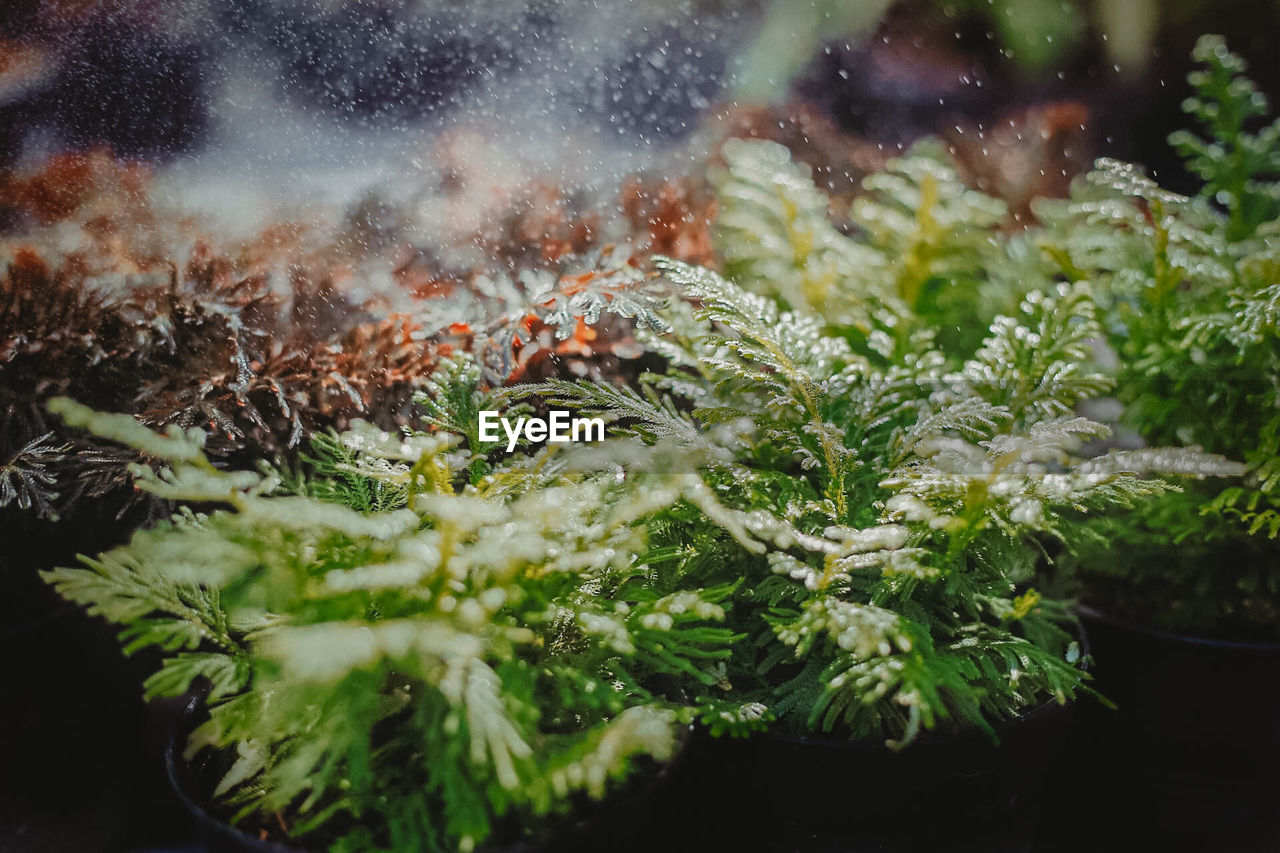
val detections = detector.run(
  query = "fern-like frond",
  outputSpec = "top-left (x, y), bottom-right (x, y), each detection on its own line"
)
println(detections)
top-left (522, 379), bottom-right (703, 446)
top-left (0, 432), bottom-right (67, 519)
top-left (960, 283), bottom-right (1112, 421)
top-left (1169, 35), bottom-right (1280, 240)
top-left (714, 138), bottom-right (885, 328)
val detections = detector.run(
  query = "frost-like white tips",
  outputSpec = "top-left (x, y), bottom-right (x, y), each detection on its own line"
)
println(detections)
top-left (777, 597), bottom-right (909, 663)
top-left (545, 706), bottom-right (677, 801)
top-left (1076, 447), bottom-right (1247, 480)
top-left (49, 396), bottom-right (209, 462)
top-left (340, 419), bottom-right (456, 460)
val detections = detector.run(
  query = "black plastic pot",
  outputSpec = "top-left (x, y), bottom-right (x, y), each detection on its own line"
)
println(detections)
top-left (657, 700), bottom-right (1076, 853)
top-left (1037, 606), bottom-right (1280, 852)
top-left (165, 694), bottom-right (694, 853)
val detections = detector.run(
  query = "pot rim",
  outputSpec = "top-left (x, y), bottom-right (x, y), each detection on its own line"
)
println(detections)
top-left (164, 694), bottom-right (304, 853)
top-left (765, 691), bottom-right (1072, 752)
top-left (165, 693), bottom-right (695, 853)
top-left (1077, 604), bottom-right (1280, 654)
top-left (763, 618), bottom-right (1090, 752)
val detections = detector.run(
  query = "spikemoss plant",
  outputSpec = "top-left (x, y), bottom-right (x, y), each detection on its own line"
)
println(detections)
top-left (712, 135), bottom-right (1031, 360)
top-left (534, 257), bottom-right (1240, 744)
top-left (42, 397), bottom-right (753, 852)
top-left (1036, 35), bottom-right (1280, 638)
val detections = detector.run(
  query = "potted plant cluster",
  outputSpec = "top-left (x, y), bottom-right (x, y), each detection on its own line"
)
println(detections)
top-left (19, 30), bottom-right (1280, 853)
top-left (1032, 35), bottom-right (1280, 849)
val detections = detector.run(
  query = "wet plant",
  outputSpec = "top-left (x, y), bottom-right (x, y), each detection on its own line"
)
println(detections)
top-left (1036, 35), bottom-right (1280, 638)
top-left (711, 135), bottom-right (1031, 359)
top-left (531, 256), bottom-right (1239, 745)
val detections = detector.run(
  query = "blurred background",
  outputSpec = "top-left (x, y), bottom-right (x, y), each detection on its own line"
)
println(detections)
top-left (3, 0), bottom-right (1280, 227)
top-left (2, 1), bottom-right (1280, 851)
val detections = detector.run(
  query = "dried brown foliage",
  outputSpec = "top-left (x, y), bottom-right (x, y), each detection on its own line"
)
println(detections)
top-left (620, 177), bottom-right (717, 266)
top-left (947, 101), bottom-right (1093, 223)
top-left (1, 220), bottom-right (438, 523)
top-left (484, 183), bottom-right (601, 268)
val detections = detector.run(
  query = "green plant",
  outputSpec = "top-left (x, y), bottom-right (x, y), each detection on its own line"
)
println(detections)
top-left (43, 396), bottom-right (750, 852)
top-left (1036, 35), bottom-right (1280, 637)
top-left (713, 137), bottom-right (1028, 360)
top-left (533, 256), bottom-right (1238, 745)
